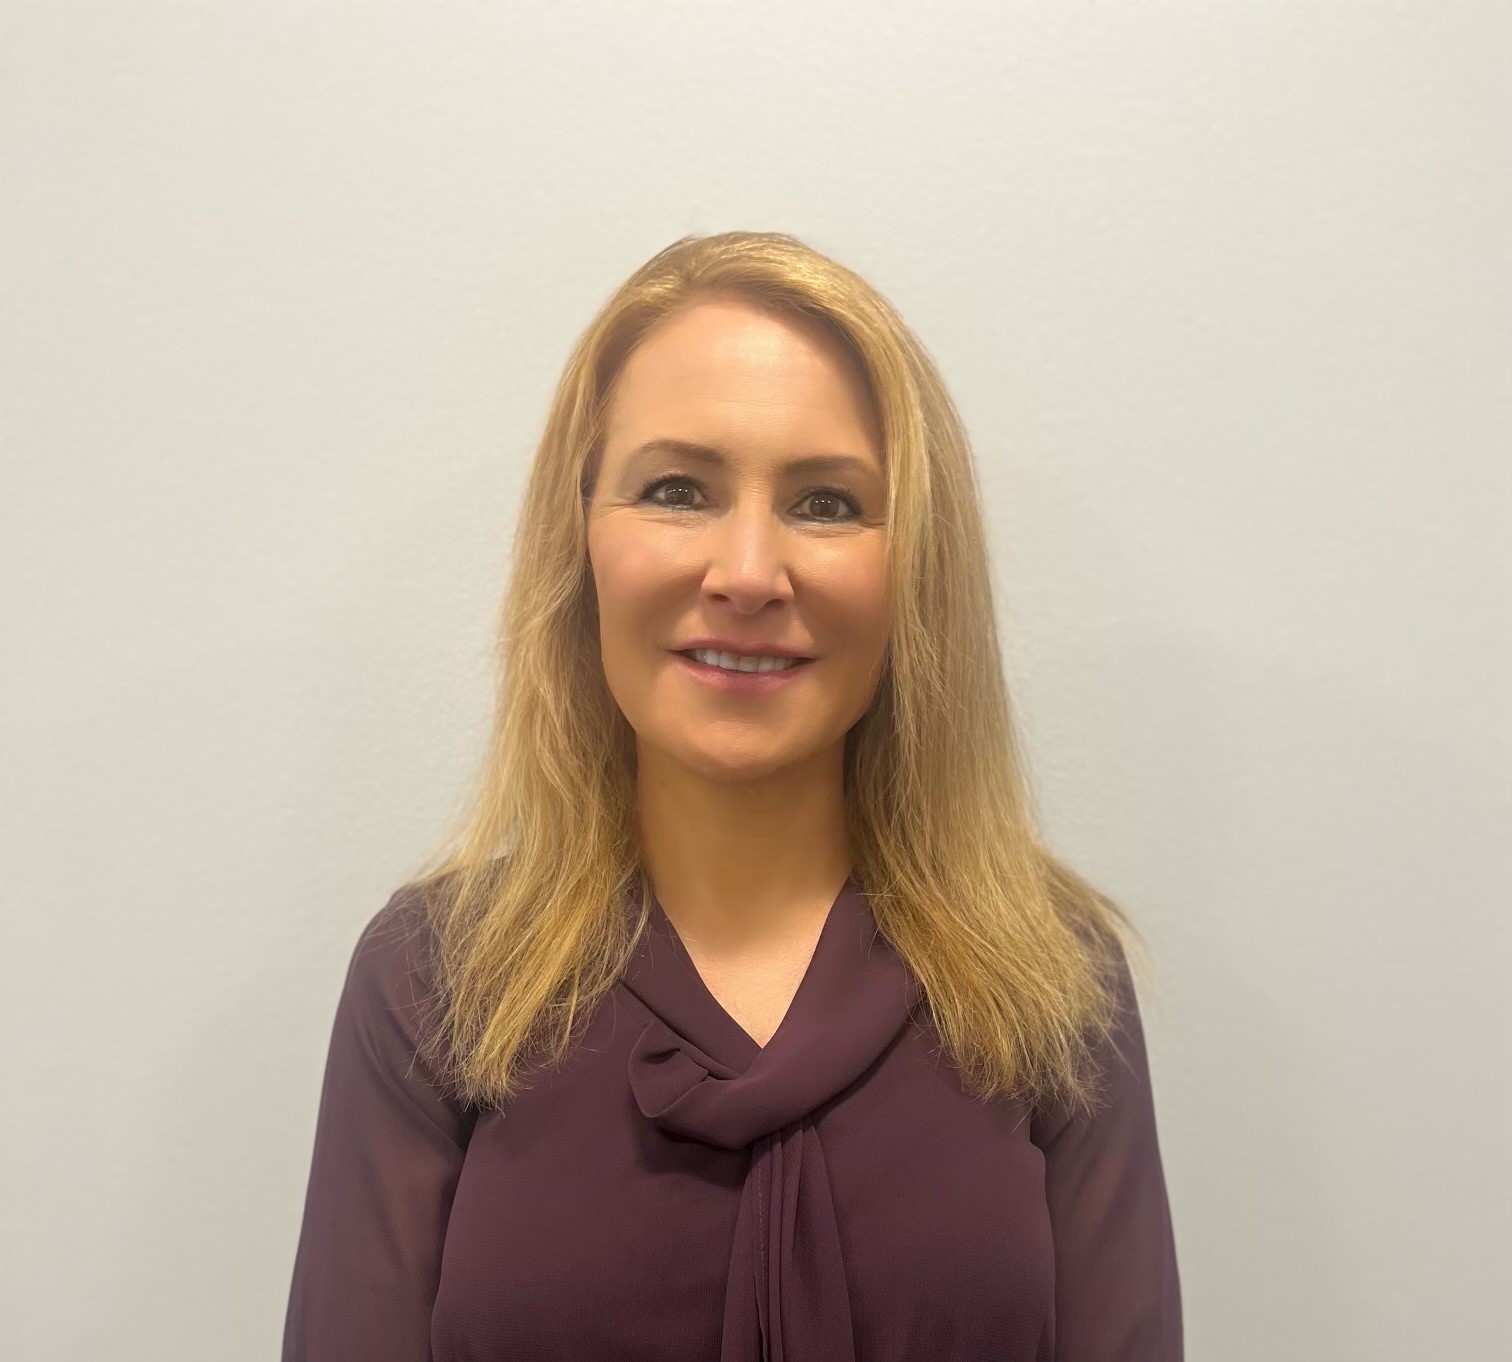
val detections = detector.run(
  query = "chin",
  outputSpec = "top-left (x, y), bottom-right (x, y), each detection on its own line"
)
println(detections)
top-left (654, 741), bottom-right (809, 783)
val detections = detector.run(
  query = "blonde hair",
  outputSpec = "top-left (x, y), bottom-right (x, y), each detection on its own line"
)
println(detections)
top-left (402, 230), bottom-right (1146, 1120)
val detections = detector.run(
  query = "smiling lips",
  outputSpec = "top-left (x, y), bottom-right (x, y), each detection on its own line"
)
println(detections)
top-left (674, 637), bottom-right (816, 661)
top-left (679, 648), bottom-right (812, 674)
top-left (683, 646), bottom-right (804, 668)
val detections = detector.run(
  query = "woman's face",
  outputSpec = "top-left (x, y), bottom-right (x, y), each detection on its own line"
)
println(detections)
top-left (586, 296), bottom-right (890, 784)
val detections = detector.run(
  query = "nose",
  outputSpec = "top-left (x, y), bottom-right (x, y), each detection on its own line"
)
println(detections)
top-left (698, 499), bottom-right (797, 606)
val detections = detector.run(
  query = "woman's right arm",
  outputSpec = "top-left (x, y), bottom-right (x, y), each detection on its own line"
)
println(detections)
top-left (282, 886), bottom-right (476, 1361)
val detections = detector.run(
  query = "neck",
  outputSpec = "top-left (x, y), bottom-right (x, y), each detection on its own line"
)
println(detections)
top-left (633, 742), bottom-right (850, 952)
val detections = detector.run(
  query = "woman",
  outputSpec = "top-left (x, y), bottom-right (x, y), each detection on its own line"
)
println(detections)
top-left (282, 231), bottom-right (1183, 1360)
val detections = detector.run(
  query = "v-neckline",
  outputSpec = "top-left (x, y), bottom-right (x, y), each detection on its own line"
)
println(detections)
top-left (646, 873), bottom-right (854, 1054)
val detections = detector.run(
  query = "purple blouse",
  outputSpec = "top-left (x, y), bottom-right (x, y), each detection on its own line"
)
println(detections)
top-left (282, 874), bottom-right (1182, 1360)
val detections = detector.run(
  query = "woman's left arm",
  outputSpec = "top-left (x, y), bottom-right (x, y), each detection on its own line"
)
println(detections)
top-left (1032, 935), bottom-right (1184, 1360)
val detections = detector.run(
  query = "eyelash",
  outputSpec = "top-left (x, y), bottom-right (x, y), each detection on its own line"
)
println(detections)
top-left (635, 474), bottom-right (863, 522)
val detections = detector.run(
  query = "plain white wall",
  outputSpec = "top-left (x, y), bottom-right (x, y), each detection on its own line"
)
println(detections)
top-left (2, 2), bottom-right (1507, 1357)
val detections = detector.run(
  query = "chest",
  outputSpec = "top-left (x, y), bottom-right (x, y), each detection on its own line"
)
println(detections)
top-left (435, 1012), bottom-right (1055, 1362)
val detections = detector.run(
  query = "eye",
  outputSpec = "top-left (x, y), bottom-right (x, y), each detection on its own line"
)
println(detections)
top-left (636, 475), bottom-right (862, 522)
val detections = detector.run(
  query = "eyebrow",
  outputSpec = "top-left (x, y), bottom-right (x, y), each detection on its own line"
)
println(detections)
top-left (623, 438), bottom-right (882, 483)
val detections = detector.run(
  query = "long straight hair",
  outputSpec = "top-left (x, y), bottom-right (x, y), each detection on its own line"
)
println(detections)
top-left (401, 231), bottom-right (1144, 1120)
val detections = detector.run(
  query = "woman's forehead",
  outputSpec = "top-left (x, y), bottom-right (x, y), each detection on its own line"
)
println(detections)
top-left (607, 306), bottom-right (880, 454)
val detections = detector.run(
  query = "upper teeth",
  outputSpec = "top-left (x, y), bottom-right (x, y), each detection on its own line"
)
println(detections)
top-left (687, 649), bottom-right (804, 673)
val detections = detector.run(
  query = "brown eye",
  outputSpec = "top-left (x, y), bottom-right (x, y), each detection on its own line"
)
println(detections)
top-left (637, 476), bottom-right (862, 522)
top-left (644, 477), bottom-right (699, 508)
top-left (801, 490), bottom-right (858, 521)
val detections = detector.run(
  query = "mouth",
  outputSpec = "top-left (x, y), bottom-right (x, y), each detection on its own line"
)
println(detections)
top-left (671, 646), bottom-right (822, 680)
top-left (669, 649), bottom-right (817, 675)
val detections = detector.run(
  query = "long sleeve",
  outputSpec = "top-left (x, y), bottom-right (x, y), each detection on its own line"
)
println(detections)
top-left (1032, 936), bottom-right (1183, 1361)
top-left (282, 886), bottom-right (477, 1361)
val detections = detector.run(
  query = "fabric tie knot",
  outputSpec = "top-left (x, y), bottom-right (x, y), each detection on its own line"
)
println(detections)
top-left (617, 875), bottom-right (923, 1362)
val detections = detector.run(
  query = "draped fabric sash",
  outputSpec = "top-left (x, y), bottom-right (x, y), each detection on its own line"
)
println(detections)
top-left (617, 874), bottom-right (923, 1362)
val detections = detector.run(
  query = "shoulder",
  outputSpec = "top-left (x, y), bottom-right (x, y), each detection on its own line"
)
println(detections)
top-left (1069, 910), bottom-right (1145, 1035)
top-left (324, 879), bottom-right (476, 1138)
top-left (354, 880), bottom-right (435, 964)
top-left (1031, 926), bottom-right (1153, 1140)
top-left (339, 881), bottom-right (446, 1052)
top-left (1075, 926), bottom-right (1151, 1088)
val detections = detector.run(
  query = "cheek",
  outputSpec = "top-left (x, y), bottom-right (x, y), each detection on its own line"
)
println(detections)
top-left (830, 555), bottom-right (890, 641)
top-left (590, 533), bottom-right (663, 615)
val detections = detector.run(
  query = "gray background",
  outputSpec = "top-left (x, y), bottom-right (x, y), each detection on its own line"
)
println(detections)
top-left (2, 2), bottom-right (1507, 1358)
